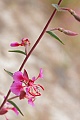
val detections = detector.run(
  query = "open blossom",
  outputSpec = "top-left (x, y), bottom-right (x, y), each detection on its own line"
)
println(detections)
top-left (10, 38), bottom-right (30, 47)
top-left (10, 68), bottom-right (44, 106)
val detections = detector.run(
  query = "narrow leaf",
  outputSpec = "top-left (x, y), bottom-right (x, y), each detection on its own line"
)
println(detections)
top-left (8, 100), bottom-right (24, 116)
top-left (4, 69), bottom-right (13, 77)
top-left (9, 50), bottom-right (26, 55)
top-left (46, 31), bottom-right (64, 45)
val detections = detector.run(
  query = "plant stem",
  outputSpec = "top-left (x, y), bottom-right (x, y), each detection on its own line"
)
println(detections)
top-left (19, 0), bottom-right (63, 71)
top-left (0, 90), bottom-right (11, 109)
top-left (8, 96), bottom-right (19, 101)
top-left (0, 0), bottom-right (63, 110)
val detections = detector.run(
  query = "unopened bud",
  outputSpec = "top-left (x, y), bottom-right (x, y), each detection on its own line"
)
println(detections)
top-left (69, 9), bottom-right (80, 22)
top-left (58, 27), bottom-right (78, 36)
top-left (0, 108), bottom-right (8, 115)
top-left (50, 27), bottom-right (78, 36)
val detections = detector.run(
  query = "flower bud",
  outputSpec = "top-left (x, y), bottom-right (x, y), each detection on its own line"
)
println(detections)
top-left (58, 28), bottom-right (78, 36)
top-left (69, 9), bottom-right (80, 22)
top-left (10, 42), bottom-right (20, 47)
top-left (0, 108), bottom-right (8, 115)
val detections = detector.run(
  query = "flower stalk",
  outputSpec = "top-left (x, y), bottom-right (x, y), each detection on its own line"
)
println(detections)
top-left (0, 0), bottom-right (63, 111)
top-left (19, 0), bottom-right (63, 71)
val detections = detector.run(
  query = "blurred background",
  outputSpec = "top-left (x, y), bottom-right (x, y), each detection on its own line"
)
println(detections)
top-left (0, 0), bottom-right (80, 120)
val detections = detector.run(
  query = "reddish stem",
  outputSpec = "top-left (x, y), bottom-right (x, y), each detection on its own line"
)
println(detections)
top-left (0, 90), bottom-right (11, 110)
top-left (0, 0), bottom-right (63, 110)
top-left (8, 95), bottom-right (19, 101)
top-left (19, 0), bottom-right (63, 71)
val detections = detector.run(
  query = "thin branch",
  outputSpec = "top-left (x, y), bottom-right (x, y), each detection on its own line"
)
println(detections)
top-left (0, 0), bottom-right (63, 110)
top-left (19, 0), bottom-right (63, 71)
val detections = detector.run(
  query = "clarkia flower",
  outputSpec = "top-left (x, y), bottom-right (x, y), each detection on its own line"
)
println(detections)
top-left (10, 68), bottom-right (44, 106)
top-left (10, 38), bottom-right (30, 47)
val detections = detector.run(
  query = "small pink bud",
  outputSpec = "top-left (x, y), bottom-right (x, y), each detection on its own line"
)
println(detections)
top-left (50, 27), bottom-right (78, 36)
top-left (10, 42), bottom-right (20, 47)
top-left (58, 28), bottom-right (78, 36)
top-left (63, 30), bottom-right (78, 36)
top-left (0, 108), bottom-right (8, 115)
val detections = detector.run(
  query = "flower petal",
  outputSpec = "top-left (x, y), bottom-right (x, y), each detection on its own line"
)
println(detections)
top-left (28, 98), bottom-right (34, 107)
top-left (32, 77), bottom-right (36, 81)
top-left (32, 68), bottom-right (43, 81)
top-left (38, 68), bottom-right (43, 79)
top-left (23, 69), bottom-right (29, 81)
top-left (10, 82), bottom-right (23, 96)
top-left (11, 107), bottom-right (19, 115)
top-left (19, 90), bottom-right (26, 100)
top-left (13, 71), bottom-right (23, 82)
top-left (26, 87), bottom-right (30, 95)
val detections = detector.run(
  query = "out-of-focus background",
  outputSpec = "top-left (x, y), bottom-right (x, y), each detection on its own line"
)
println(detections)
top-left (0, 0), bottom-right (80, 120)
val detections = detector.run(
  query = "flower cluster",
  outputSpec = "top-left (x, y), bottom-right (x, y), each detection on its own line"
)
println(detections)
top-left (10, 69), bottom-right (44, 106)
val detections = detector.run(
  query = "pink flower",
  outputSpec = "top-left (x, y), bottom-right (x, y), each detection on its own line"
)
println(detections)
top-left (10, 69), bottom-right (44, 106)
top-left (10, 38), bottom-right (30, 47)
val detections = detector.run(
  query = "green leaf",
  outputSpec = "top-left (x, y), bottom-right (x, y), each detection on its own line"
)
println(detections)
top-left (46, 31), bottom-right (64, 45)
top-left (9, 50), bottom-right (26, 55)
top-left (4, 69), bottom-right (13, 77)
top-left (8, 100), bottom-right (24, 116)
